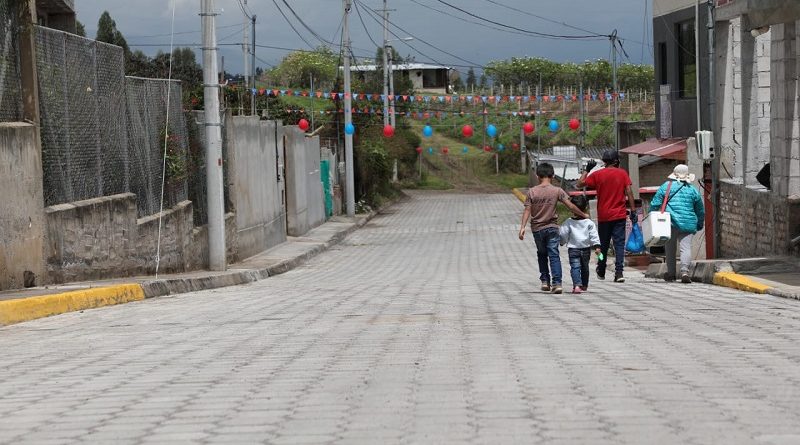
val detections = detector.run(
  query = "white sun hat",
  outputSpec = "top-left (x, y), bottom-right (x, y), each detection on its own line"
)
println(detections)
top-left (668, 164), bottom-right (696, 183)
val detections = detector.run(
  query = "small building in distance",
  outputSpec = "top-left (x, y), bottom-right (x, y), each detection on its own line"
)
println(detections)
top-left (346, 62), bottom-right (452, 94)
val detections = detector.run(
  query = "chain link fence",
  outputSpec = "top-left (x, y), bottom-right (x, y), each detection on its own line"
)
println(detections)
top-left (0, 0), bottom-right (22, 122)
top-left (36, 26), bottom-right (188, 217)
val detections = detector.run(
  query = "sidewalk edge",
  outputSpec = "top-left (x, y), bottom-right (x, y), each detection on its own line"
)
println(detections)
top-left (512, 188), bottom-right (526, 203)
top-left (712, 271), bottom-right (771, 294)
top-left (0, 284), bottom-right (145, 326)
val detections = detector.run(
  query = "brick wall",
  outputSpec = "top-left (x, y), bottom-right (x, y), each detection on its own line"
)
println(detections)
top-left (719, 179), bottom-right (800, 258)
top-left (639, 159), bottom-right (679, 188)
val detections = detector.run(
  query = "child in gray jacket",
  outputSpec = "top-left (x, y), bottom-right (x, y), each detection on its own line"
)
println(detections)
top-left (559, 196), bottom-right (601, 294)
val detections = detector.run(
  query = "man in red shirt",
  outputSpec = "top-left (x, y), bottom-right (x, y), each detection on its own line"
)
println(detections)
top-left (576, 150), bottom-right (636, 282)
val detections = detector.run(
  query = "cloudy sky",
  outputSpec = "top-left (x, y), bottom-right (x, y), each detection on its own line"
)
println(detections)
top-left (76, 0), bottom-right (653, 76)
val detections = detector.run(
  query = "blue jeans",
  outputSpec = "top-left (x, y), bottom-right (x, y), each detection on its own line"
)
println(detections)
top-left (597, 219), bottom-right (626, 275)
top-left (568, 247), bottom-right (591, 289)
top-left (533, 227), bottom-right (562, 285)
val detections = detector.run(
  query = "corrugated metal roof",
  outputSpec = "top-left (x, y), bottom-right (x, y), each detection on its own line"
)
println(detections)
top-left (620, 138), bottom-right (687, 160)
top-left (345, 63), bottom-right (451, 72)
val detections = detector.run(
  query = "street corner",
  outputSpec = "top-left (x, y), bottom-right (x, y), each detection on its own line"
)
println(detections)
top-left (0, 284), bottom-right (145, 327)
top-left (712, 271), bottom-right (772, 295)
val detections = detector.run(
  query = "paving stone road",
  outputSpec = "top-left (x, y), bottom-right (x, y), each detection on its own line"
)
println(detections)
top-left (2, 191), bottom-right (800, 445)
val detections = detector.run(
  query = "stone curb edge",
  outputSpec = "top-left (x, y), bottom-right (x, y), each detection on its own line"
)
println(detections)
top-left (0, 212), bottom-right (379, 327)
top-left (512, 188), bottom-right (526, 203)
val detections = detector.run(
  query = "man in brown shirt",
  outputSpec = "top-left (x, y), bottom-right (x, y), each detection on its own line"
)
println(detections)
top-left (519, 163), bottom-right (589, 294)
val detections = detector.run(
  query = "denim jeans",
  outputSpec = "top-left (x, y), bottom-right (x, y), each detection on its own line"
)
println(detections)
top-left (532, 227), bottom-right (562, 285)
top-left (597, 219), bottom-right (627, 275)
top-left (568, 247), bottom-right (591, 289)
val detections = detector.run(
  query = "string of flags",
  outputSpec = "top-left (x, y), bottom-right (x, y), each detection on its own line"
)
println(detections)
top-left (281, 108), bottom-right (554, 117)
top-left (229, 86), bottom-right (628, 103)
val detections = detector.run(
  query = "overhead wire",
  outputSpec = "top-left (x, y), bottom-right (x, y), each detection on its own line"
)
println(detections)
top-left (481, 0), bottom-right (605, 37)
top-left (432, 0), bottom-right (607, 40)
top-left (353, 0), bottom-right (381, 49)
top-left (408, 0), bottom-right (536, 39)
top-left (279, 0), bottom-right (340, 47)
top-left (271, 0), bottom-right (315, 49)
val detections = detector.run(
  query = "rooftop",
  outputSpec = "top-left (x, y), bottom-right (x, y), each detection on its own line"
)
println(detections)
top-left (345, 63), bottom-right (451, 72)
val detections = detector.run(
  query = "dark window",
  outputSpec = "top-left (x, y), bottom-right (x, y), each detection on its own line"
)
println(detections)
top-left (676, 20), bottom-right (696, 98)
top-left (659, 42), bottom-right (668, 85)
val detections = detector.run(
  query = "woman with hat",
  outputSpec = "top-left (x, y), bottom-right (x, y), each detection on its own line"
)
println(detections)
top-left (649, 164), bottom-right (705, 283)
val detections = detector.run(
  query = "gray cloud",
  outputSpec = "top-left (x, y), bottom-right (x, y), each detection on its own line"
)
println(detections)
top-left (75, 0), bottom-right (653, 75)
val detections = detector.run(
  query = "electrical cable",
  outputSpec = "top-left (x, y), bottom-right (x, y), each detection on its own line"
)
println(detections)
top-left (128, 23), bottom-right (241, 39)
top-left (432, 0), bottom-right (607, 40)
top-left (271, 0), bottom-right (315, 49)
top-left (280, 0), bottom-right (340, 47)
top-left (408, 0), bottom-right (538, 39)
top-left (237, 0), bottom-right (252, 20)
top-left (482, 0), bottom-right (606, 37)
top-left (353, 0), bottom-right (381, 49)
top-left (155, 0), bottom-right (177, 278)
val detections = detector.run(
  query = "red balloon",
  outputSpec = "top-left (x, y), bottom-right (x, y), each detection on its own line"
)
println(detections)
top-left (484, 145), bottom-right (492, 152)
top-left (298, 119), bottom-right (309, 131)
top-left (442, 147), bottom-right (449, 154)
top-left (523, 122), bottom-right (535, 134)
top-left (462, 125), bottom-right (474, 137)
top-left (569, 118), bottom-right (580, 130)
top-left (415, 146), bottom-right (423, 154)
top-left (383, 124), bottom-right (395, 137)
top-left (512, 143), bottom-right (519, 150)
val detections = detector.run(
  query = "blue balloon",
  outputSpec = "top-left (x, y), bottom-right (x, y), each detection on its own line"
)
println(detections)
top-left (548, 119), bottom-right (559, 132)
top-left (486, 124), bottom-right (497, 138)
top-left (462, 146), bottom-right (469, 153)
top-left (345, 123), bottom-right (355, 135)
top-left (427, 147), bottom-right (434, 154)
top-left (423, 125), bottom-right (433, 137)
top-left (497, 144), bottom-right (505, 151)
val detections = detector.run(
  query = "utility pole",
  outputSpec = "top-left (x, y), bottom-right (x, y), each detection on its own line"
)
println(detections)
top-left (343, 0), bottom-right (355, 217)
top-left (579, 81), bottom-right (585, 150)
top-left (611, 30), bottom-right (619, 152)
top-left (242, 2), bottom-right (249, 101)
top-left (381, 0), bottom-right (390, 127)
top-left (536, 74), bottom-right (542, 153)
top-left (310, 74), bottom-right (315, 132)
top-left (707, 0), bottom-right (719, 258)
top-left (201, 0), bottom-right (226, 271)
top-left (251, 14), bottom-right (256, 116)
top-left (388, 46), bottom-right (396, 128)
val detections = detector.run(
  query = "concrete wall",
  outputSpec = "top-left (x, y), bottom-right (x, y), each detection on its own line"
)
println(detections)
top-left (0, 123), bottom-right (46, 289)
top-left (227, 116), bottom-right (287, 259)
top-left (770, 21), bottom-right (800, 197)
top-left (719, 179), bottom-right (800, 257)
top-left (285, 127), bottom-right (325, 237)
top-left (640, 159), bottom-right (680, 187)
top-left (45, 194), bottom-right (238, 284)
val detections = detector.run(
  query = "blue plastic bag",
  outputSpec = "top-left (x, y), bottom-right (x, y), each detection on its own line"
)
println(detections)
top-left (626, 223), bottom-right (646, 253)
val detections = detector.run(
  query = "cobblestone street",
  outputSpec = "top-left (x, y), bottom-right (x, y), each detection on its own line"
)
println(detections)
top-left (2, 191), bottom-right (800, 444)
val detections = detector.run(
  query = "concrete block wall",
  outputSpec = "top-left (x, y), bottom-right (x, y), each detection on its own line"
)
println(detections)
top-left (719, 179), bottom-right (800, 258)
top-left (0, 123), bottom-right (46, 290)
top-left (770, 21), bottom-right (800, 197)
top-left (639, 159), bottom-right (679, 188)
top-left (285, 127), bottom-right (325, 237)
top-left (45, 194), bottom-right (238, 284)
top-left (226, 116), bottom-right (287, 259)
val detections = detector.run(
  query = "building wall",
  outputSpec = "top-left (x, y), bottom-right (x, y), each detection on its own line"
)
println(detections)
top-left (640, 159), bottom-right (680, 187)
top-left (719, 179), bottom-right (800, 257)
top-left (45, 194), bottom-right (237, 284)
top-left (653, 5), bottom-right (711, 139)
top-left (0, 123), bottom-right (46, 290)
top-left (226, 116), bottom-right (287, 259)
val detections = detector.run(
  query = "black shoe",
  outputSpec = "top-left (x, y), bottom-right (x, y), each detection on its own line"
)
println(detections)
top-left (614, 273), bottom-right (625, 283)
top-left (596, 266), bottom-right (605, 280)
top-left (681, 274), bottom-right (692, 284)
top-left (664, 274), bottom-right (676, 282)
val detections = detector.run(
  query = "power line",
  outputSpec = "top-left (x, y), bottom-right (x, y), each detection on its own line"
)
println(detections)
top-left (271, 0), bottom-right (315, 49)
top-left (408, 0), bottom-right (539, 39)
top-left (279, 0), bottom-right (339, 47)
top-left (237, 0), bottom-right (253, 20)
top-left (127, 23), bottom-right (241, 39)
top-left (481, 0), bottom-right (605, 37)
top-left (356, 0), bottom-right (482, 69)
top-left (432, 0), bottom-right (606, 40)
top-left (353, 0), bottom-right (381, 49)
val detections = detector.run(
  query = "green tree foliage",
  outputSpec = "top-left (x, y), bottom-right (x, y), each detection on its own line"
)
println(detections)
top-left (484, 57), bottom-right (654, 92)
top-left (96, 11), bottom-right (129, 55)
top-left (76, 20), bottom-right (86, 37)
top-left (269, 46), bottom-right (339, 89)
top-left (465, 68), bottom-right (476, 90)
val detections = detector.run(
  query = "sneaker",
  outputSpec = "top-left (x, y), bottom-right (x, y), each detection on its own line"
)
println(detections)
top-left (681, 274), bottom-right (692, 284)
top-left (541, 282), bottom-right (551, 292)
top-left (551, 285), bottom-right (563, 294)
top-left (596, 266), bottom-right (605, 280)
top-left (614, 273), bottom-right (625, 283)
top-left (572, 286), bottom-right (583, 294)
top-left (580, 286), bottom-right (588, 291)
top-left (664, 274), bottom-right (676, 282)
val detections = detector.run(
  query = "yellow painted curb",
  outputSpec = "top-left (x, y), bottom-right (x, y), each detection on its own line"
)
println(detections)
top-left (512, 188), bottom-right (527, 203)
top-left (712, 272), bottom-right (772, 294)
top-left (0, 284), bottom-right (145, 326)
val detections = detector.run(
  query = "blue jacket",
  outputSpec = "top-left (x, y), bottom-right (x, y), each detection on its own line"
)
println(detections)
top-left (649, 180), bottom-right (705, 233)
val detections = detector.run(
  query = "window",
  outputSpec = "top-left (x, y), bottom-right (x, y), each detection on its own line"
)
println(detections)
top-left (677, 20), bottom-right (696, 98)
top-left (659, 42), bottom-right (668, 85)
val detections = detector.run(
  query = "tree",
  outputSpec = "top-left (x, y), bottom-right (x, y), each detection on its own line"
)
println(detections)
top-left (479, 73), bottom-right (487, 91)
top-left (76, 20), bottom-right (86, 37)
top-left (465, 68), bottom-right (476, 90)
top-left (96, 11), bottom-right (129, 55)
top-left (272, 46), bottom-right (338, 89)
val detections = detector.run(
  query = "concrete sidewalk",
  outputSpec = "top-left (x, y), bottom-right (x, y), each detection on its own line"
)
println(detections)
top-left (0, 214), bottom-right (374, 326)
